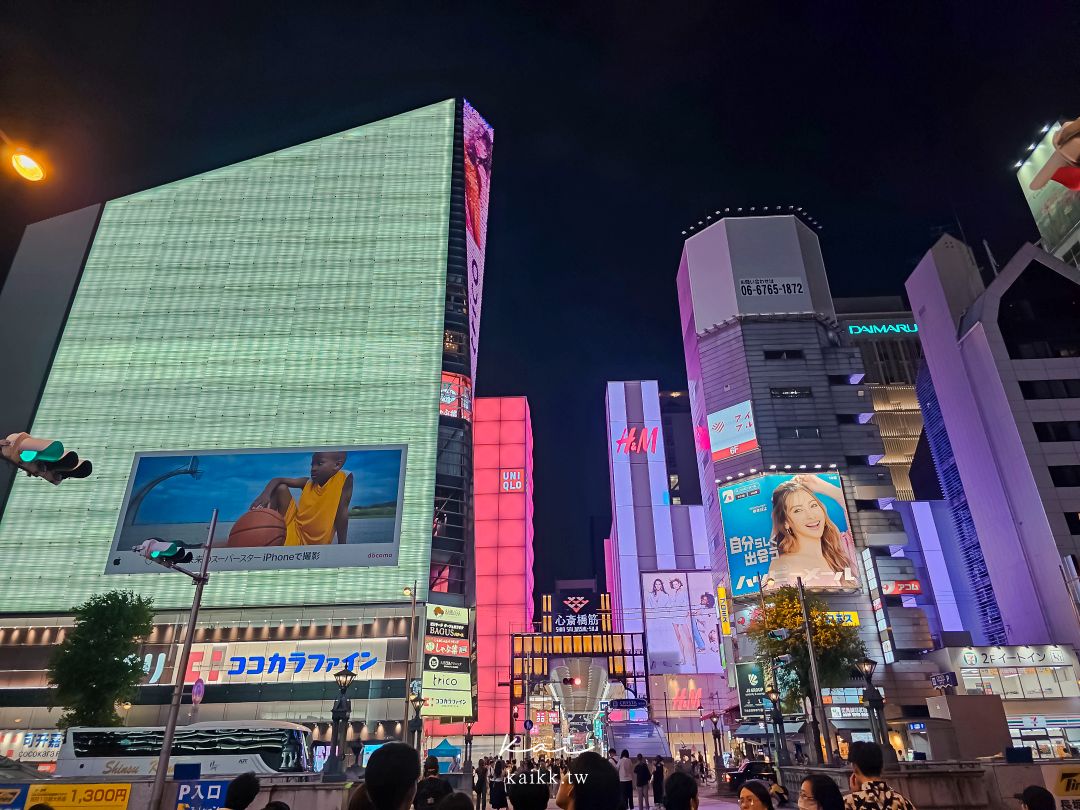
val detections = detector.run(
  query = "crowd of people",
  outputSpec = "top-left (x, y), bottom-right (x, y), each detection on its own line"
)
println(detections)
top-left (195, 740), bottom-right (1062, 810)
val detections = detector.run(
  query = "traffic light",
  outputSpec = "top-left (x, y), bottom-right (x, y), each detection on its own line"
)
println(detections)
top-left (512, 706), bottom-right (520, 721)
top-left (561, 677), bottom-right (582, 686)
top-left (134, 538), bottom-right (194, 566)
top-left (767, 628), bottom-right (790, 641)
top-left (1, 432), bottom-right (92, 484)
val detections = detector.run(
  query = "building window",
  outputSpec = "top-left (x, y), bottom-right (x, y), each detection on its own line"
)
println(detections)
top-left (1019, 379), bottom-right (1080, 399)
top-left (764, 349), bottom-right (805, 360)
top-left (770, 386), bottom-right (812, 399)
top-left (962, 665), bottom-right (1079, 699)
top-left (1034, 421), bottom-right (1080, 442)
top-left (998, 261), bottom-right (1080, 359)
top-left (1066, 513), bottom-right (1080, 535)
top-left (778, 426), bottom-right (821, 439)
top-left (1050, 466), bottom-right (1080, 487)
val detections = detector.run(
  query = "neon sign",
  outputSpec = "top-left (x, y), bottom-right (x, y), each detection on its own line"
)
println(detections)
top-left (846, 323), bottom-right (918, 335)
top-left (615, 426), bottom-right (658, 454)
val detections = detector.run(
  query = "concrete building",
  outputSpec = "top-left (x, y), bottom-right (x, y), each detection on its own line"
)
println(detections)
top-left (676, 214), bottom-right (937, 746)
top-left (906, 236), bottom-right (1080, 650)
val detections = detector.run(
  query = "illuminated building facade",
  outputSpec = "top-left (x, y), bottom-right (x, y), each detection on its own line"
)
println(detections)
top-left (0, 99), bottom-right (495, 759)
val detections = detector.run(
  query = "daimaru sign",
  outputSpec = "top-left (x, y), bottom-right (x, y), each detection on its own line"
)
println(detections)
top-left (846, 323), bottom-right (918, 335)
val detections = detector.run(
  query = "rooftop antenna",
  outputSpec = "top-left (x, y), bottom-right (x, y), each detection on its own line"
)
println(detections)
top-left (983, 239), bottom-right (1000, 276)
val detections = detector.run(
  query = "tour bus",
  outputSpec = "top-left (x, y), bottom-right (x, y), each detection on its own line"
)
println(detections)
top-left (55, 721), bottom-right (313, 778)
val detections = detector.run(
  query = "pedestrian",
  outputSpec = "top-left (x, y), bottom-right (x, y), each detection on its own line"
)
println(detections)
top-left (490, 760), bottom-right (508, 810)
top-left (652, 756), bottom-right (665, 808)
top-left (843, 742), bottom-right (916, 810)
top-left (223, 773), bottom-right (261, 810)
top-left (1015, 786), bottom-right (1055, 810)
top-left (549, 757), bottom-right (560, 798)
top-left (415, 756), bottom-right (454, 810)
top-left (739, 780), bottom-right (774, 810)
top-left (634, 754), bottom-right (652, 809)
top-left (609, 748), bottom-right (619, 768)
top-left (618, 750), bottom-right (635, 809)
top-left (555, 751), bottom-right (621, 810)
top-left (661, 772), bottom-right (697, 810)
top-left (348, 742), bottom-right (421, 810)
top-left (436, 793), bottom-right (474, 810)
top-left (474, 758), bottom-right (489, 810)
top-left (508, 779), bottom-right (550, 810)
top-left (798, 775), bottom-right (844, 810)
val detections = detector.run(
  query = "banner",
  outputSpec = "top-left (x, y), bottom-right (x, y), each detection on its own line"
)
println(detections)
top-left (735, 662), bottom-right (766, 718)
top-left (719, 473), bottom-right (858, 597)
top-left (641, 571), bottom-right (723, 674)
top-left (107, 446), bottom-right (407, 574)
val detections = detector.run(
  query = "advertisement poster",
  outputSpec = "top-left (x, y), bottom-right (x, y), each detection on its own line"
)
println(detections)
top-left (106, 446), bottom-right (406, 574)
top-left (440, 372), bottom-right (473, 421)
top-left (719, 473), bottom-right (858, 597)
top-left (463, 100), bottom-right (493, 377)
top-left (707, 400), bottom-right (758, 460)
top-left (421, 603), bottom-right (473, 718)
top-left (1017, 123), bottom-right (1080, 251)
top-left (641, 572), bottom-right (724, 674)
top-left (179, 639), bottom-right (387, 685)
top-left (735, 662), bottom-right (766, 718)
top-left (0, 784), bottom-right (133, 810)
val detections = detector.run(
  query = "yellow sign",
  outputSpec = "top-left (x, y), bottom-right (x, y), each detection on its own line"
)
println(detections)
top-left (1055, 768), bottom-right (1080, 797)
top-left (426, 603), bottom-right (469, 625)
top-left (25, 784), bottom-right (131, 810)
top-left (824, 611), bottom-right (860, 627)
top-left (717, 586), bottom-right (731, 636)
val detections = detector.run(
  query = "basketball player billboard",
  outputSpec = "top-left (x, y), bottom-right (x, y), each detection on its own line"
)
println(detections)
top-left (105, 445), bottom-right (407, 574)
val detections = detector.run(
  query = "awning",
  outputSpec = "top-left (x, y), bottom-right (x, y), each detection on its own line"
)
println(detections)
top-left (733, 723), bottom-right (770, 738)
top-left (829, 719), bottom-right (873, 731)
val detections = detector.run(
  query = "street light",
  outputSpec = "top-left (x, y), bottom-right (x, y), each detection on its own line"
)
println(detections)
top-left (410, 693), bottom-right (425, 751)
top-left (323, 666), bottom-right (357, 782)
top-left (697, 706), bottom-right (708, 764)
top-left (403, 581), bottom-right (418, 744)
top-left (0, 130), bottom-right (45, 182)
top-left (764, 687), bottom-right (789, 765)
top-left (858, 657), bottom-right (894, 764)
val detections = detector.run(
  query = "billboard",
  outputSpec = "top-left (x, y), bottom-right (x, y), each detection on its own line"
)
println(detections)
top-left (707, 400), bottom-right (758, 461)
top-left (735, 661), bottom-right (766, 717)
top-left (107, 446), bottom-right (406, 574)
top-left (1017, 123), bottom-right (1080, 253)
top-left (641, 571), bottom-right (724, 674)
top-left (463, 100), bottom-right (494, 377)
top-left (421, 602), bottom-right (473, 717)
top-left (440, 372), bottom-right (473, 421)
top-left (719, 473), bottom-right (858, 597)
top-left (554, 591), bottom-right (602, 635)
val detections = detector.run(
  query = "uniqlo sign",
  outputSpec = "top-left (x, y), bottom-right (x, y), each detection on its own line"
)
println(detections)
top-left (500, 469), bottom-right (525, 492)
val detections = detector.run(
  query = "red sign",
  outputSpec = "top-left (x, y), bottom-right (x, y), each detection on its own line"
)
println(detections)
top-left (500, 469), bottom-right (525, 492)
top-left (440, 372), bottom-right (473, 421)
top-left (423, 636), bottom-right (470, 657)
top-left (882, 580), bottom-right (922, 596)
top-left (671, 687), bottom-right (703, 710)
top-left (615, 426), bottom-right (658, 454)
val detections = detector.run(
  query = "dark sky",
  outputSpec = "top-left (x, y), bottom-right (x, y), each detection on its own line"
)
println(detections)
top-left (1, 4), bottom-right (1078, 596)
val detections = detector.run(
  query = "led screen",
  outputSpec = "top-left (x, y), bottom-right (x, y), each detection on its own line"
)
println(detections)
top-left (463, 100), bottom-right (493, 379)
top-left (641, 571), bottom-right (724, 674)
top-left (106, 446), bottom-right (406, 574)
top-left (707, 400), bottom-right (758, 461)
top-left (0, 99), bottom-right (458, 611)
top-left (440, 372), bottom-right (473, 421)
top-left (1016, 123), bottom-right (1080, 252)
top-left (421, 602), bottom-right (473, 718)
top-left (719, 473), bottom-right (858, 597)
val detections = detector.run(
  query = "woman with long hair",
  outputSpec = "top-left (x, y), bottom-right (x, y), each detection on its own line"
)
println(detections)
top-left (667, 577), bottom-right (695, 666)
top-left (764, 475), bottom-right (856, 590)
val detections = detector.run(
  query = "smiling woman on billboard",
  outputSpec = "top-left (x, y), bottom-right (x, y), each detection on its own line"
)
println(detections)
top-left (764, 474), bottom-right (856, 590)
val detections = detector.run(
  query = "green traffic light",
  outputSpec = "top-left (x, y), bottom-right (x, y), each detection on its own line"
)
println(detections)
top-left (19, 440), bottom-right (64, 463)
top-left (150, 543), bottom-right (179, 559)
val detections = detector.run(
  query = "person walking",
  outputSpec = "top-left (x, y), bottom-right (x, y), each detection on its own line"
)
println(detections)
top-left (473, 758), bottom-right (488, 810)
top-left (1016, 786), bottom-right (1055, 810)
top-left (652, 757), bottom-right (665, 808)
top-left (489, 760), bottom-right (508, 810)
top-left (660, 772), bottom-right (697, 810)
top-left (348, 743), bottom-right (422, 810)
top-left (618, 750), bottom-right (635, 810)
top-left (843, 742), bottom-right (916, 810)
top-left (634, 754), bottom-right (652, 809)
top-left (415, 756), bottom-right (454, 810)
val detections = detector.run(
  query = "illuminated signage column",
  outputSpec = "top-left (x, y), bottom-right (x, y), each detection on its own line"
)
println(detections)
top-left (469, 397), bottom-right (535, 736)
top-left (421, 604), bottom-right (473, 717)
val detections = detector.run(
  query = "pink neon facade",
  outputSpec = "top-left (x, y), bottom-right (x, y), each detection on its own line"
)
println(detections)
top-left (471, 396), bottom-right (535, 735)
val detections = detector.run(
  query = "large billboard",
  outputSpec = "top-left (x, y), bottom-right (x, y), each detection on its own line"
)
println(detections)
top-left (463, 100), bottom-right (493, 377)
top-left (421, 603), bottom-right (473, 717)
top-left (106, 446), bottom-right (406, 574)
top-left (641, 571), bottom-right (724, 674)
top-left (1017, 122), bottom-right (1080, 253)
top-left (707, 400), bottom-right (758, 461)
top-left (719, 473), bottom-right (858, 597)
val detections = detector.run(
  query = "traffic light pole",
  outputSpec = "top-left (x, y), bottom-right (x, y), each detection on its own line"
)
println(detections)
top-left (796, 577), bottom-right (828, 765)
top-left (149, 509), bottom-right (217, 810)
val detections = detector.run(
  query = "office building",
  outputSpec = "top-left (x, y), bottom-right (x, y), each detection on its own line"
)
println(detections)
top-left (906, 235), bottom-right (1080, 650)
top-left (0, 98), bottom-right (495, 759)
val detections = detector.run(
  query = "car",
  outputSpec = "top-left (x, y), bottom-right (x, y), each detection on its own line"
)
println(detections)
top-left (719, 761), bottom-right (778, 794)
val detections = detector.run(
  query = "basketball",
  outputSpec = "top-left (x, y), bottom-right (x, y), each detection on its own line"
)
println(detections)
top-left (227, 508), bottom-right (287, 547)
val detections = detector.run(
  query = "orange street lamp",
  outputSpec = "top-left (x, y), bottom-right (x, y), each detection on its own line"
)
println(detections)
top-left (0, 129), bottom-right (46, 182)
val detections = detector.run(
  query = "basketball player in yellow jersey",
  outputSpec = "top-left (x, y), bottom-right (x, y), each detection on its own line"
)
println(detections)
top-left (250, 452), bottom-right (354, 545)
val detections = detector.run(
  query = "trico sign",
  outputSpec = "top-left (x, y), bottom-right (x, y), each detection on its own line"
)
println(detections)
top-left (846, 323), bottom-right (918, 335)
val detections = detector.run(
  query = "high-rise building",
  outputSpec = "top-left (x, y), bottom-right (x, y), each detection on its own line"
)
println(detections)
top-left (0, 99), bottom-right (495, 755)
top-left (906, 235), bottom-right (1080, 649)
top-left (677, 214), bottom-right (936, 750)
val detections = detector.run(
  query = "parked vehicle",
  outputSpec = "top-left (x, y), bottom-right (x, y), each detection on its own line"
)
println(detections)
top-left (718, 761), bottom-right (777, 794)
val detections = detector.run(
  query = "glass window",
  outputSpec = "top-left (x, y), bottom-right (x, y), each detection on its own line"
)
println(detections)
top-left (1067, 513), bottom-right (1080, 536)
top-left (1037, 667), bottom-right (1064, 698)
top-left (998, 668), bottom-right (1023, 699)
top-left (1050, 466), bottom-right (1080, 487)
top-left (1035, 421), bottom-right (1080, 442)
top-left (764, 349), bottom-right (805, 360)
top-left (1018, 667), bottom-right (1045, 698)
top-left (961, 668), bottom-right (990, 694)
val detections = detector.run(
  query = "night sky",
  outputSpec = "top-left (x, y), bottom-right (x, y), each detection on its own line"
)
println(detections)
top-left (1, 5), bottom-right (1078, 596)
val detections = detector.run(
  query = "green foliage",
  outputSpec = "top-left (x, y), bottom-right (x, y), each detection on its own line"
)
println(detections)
top-left (47, 590), bottom-right (154, 728)
top-left (744, 586), bottom-right (866, 712)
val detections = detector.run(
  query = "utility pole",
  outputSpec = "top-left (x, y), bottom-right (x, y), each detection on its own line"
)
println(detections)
top-left (403, 580), bottom-right (418, 744)
top-left (796, 577), bottom-right (828, 764)
top-left (524, 646), bottom-right (533, 756)
top-left (149, 510), bottom-right (217, 810)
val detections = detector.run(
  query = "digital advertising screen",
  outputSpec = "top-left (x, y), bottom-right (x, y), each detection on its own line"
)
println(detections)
top-left (106, 446), bottom-right (406, 574)
top-left (719, 473), bottom-right (858, 597)
top-left (707, 400), bottom-right (758, 461)
top-left (440, 372), bottom-right (473, 421)
top-left (1017, 123), bottom-right (1080, 252)
top-left (641, 571), bottom-right (724, 675)
top-left (463, 100), bottom-right (494, 377)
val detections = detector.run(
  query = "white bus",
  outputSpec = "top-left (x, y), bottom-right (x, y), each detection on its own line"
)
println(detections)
top-left (55, 721), bottom-right (313, 778)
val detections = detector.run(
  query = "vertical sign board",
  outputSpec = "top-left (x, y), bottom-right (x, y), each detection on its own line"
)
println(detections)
top-left (735, 662), bottom-right (766, 718)
top-left (421, 604), bottom-right (473, 717)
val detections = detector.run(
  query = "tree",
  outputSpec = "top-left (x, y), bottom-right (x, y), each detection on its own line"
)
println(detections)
top-left (744, 585), bottom-right (866, 713)
top-left (48, 590), bottom-right (154, 728)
